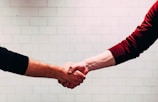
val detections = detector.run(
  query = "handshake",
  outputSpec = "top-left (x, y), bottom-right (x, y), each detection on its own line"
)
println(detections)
top-left (58, 61), bottom-right (89, 89)
top-left (52, 50), bottom-right (115, 89)
top-left (25, 50), bottom-right (115, 89)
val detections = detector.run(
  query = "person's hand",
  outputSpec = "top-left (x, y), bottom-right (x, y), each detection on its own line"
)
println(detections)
top-left (58, 62), bottom-right (89, 89)
top-left (58, 62), bottom-right (86, 89)
top-left (68, 62), bottom-right (89, 75)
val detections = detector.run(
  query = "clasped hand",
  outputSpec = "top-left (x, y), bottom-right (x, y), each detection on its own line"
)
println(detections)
top-left (58, 62), bottom-right (89, 89)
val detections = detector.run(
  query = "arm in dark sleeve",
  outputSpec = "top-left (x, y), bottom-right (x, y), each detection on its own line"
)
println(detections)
top-left (0, 47), bottom-right (29, 75)
top-left (109, 1), bottom-right (158, 64)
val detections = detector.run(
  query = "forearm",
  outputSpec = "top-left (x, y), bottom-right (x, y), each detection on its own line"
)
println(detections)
top-left (25, 58), bottom-right (85, 86)
top-left (83, 50), bottom-right (116, 71)
top-left (25, 58), bottom-right (63, 79)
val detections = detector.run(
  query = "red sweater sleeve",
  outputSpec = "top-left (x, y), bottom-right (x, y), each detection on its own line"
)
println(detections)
top-left (109, 1), bottom-right (158, 64)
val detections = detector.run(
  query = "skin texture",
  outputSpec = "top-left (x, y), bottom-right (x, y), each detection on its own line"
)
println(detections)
top-left (59, 50), bottom-right (115, 88)
top-left (25, 58), bottom-right (86, 88)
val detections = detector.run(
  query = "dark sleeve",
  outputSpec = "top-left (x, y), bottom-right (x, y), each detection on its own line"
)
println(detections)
top-left (0, 47), bottom-right (29, 75)
top-left (109, 1), bottom-right (158, 64)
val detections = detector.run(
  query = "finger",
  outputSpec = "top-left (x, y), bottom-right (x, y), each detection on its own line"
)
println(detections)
top-left (67, 76), bottom-right (81, 85)
top-left (83, 68), bottom-right (89, 75)
top-left (68, 65), bottom-right (85, 74)
top-left (63, 82), bottom-right (78, 89)
top-left (75, 70), bottom-right (86, 80)
top-left (72, 77), bottom-right (84, 86)
top-left (69, 84), bottom-right (76, 89)
top-left (68, 66), bottom-right (75, 74)
top-left (69, 84), bottom-right (79, 89)
top-left (63, 82), bottom-right (68, 87)
top-left (58, 79), bottom-right (65, 84)
top-left (58, 80), bottom-right (68, 88)
top-left (67, 83), bottom-right (77, 89)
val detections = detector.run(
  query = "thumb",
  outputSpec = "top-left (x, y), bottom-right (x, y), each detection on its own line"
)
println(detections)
top-left (68, 66), bottom-right (75, 74)
top-left (68, 65), bottom-right (85, 74)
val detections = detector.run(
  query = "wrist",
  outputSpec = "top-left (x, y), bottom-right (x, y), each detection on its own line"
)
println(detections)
top-left (81, 60), bottom-right (91, 73)
top-left (82, 50), bottom-right (115, 71)
top-left (47, 65), bottom-right (64, 80)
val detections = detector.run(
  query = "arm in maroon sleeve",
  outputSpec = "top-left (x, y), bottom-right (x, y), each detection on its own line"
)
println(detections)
top-left (0, 47), bottom-right (29, 75)
top-left (109, 1), bottom-right (158, 64)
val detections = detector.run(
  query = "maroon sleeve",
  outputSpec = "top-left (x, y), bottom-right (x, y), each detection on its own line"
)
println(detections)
top-left (109, 1), bottom-right (158, 64)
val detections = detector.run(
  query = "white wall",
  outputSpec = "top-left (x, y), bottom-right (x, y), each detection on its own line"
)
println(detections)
top-left (0, 0), bottom-right (157, 102)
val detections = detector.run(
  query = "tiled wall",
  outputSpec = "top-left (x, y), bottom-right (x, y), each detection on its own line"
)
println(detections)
top-left (0, 0), bottom-right (157, 102)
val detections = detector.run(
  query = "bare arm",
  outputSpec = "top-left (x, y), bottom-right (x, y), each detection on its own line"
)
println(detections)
top-left (25, 58), bottom-right (60, 79)
top-left (83, 50), bottom-right (115, 72)
top-left (68, 50), bottom-right (115, 74)
top-left (0, 47), bottom-right (85, 88)
top-left (68, 1), bottom-right (158, 74)
top-left (59, 50), bottom-right (115, 88)
top-left (25, 58), bottom-right (85, 86)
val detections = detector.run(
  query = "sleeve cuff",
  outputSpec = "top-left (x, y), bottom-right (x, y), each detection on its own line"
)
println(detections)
top-left (0, 47), bottom-right (29, 75)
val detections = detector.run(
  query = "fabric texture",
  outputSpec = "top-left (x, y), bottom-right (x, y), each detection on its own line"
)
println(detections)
top-left (109, 1), bottom-right (158, 64)
top-left (0, 47), bottom-right (29, 75)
